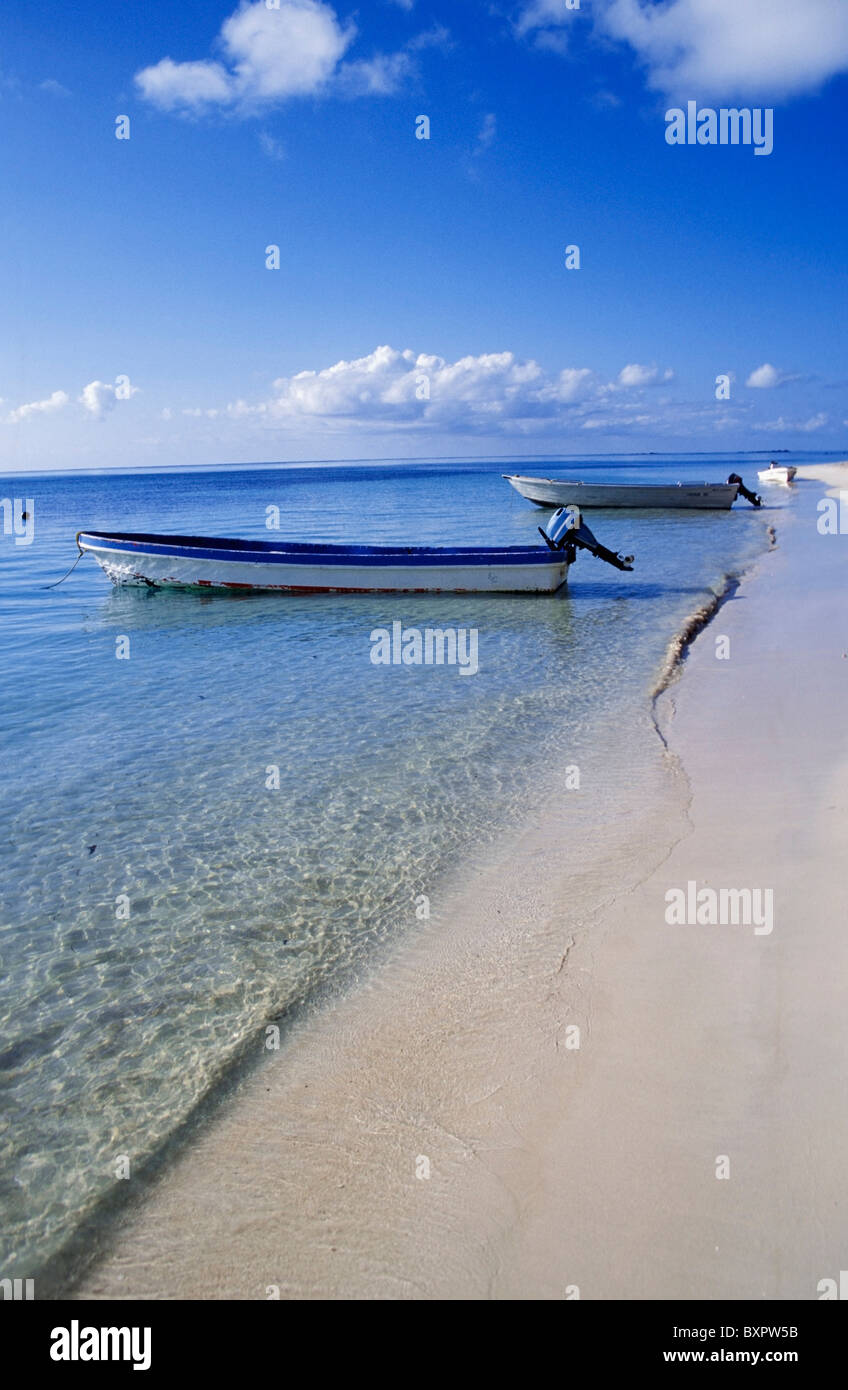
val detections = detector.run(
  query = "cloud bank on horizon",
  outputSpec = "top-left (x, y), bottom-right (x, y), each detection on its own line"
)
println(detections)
top-left (5, 347), bottom-right (834, 444)
top-left (212, 345), bottom-right (822, 438)
top-left (222, 346), bottom-right (828, 436)
top-left (226, 344), bottom-right (673, 432)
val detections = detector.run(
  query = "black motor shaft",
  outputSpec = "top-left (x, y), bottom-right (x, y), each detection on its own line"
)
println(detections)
top-left (727, 473), bottom-right (762, 507)
top-left (539, 517), bottom-right (634, 571)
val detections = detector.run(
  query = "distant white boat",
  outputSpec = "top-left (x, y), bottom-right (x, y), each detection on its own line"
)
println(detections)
top-left (504, 473), bottom-right (761, 509)
top-left (76, 509), bottom-right (634, 596)
top-left (757, 462), bottom-right (797, 484)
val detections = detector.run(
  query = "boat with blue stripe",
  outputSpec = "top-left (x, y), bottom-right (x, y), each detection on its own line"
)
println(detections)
top-left (76, 507), bottom-right (634, 595)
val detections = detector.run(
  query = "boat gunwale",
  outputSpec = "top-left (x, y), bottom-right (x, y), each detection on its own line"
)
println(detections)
top-left (77, 531), bottom-right (563, 567)
top-left (503, 474), bottom-right (737, 491)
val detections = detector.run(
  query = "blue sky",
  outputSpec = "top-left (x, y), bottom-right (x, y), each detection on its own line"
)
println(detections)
top-left (2, 0), bottom-right (847, 470)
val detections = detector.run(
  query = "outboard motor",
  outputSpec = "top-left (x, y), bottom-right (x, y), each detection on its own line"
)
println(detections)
top-left (727, 473), bottom-right (762, 507)
top-left (539, 506), bottom-right (634, 572)
top-left (542, 505), bottom-right (580, 550)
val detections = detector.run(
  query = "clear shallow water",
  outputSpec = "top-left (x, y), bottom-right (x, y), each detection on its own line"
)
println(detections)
top-left (0, 456), bottom-right (799, 1275)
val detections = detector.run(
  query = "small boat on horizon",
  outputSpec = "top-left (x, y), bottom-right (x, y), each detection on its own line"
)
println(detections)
top-left (758, 461), bottom-right (797, 484)
top-left (503, 473), bottom-right (762, 509)
top-left (75, 507), bottom-right (634, 596)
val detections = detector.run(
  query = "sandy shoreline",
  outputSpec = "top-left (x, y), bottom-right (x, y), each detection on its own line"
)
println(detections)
top-left (71, 465), bottom-right (848, 1300)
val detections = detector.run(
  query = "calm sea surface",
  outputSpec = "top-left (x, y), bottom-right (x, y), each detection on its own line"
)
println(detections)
top-left (0, 454), bottom-right (811, 1274)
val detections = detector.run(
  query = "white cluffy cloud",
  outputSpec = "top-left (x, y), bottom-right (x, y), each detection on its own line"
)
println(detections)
top-left (39, 78), bottom-right (72, 98)
top-left (746, 362), bottom-right (781, 388)
top-left (515, 1), bottom-right (581, 54)
top-left (224, 344), bottom-right (674, 433)
top-left (79, 380), bottom-right (139, 418)
top-left (135, 0), bottom-right (426, 113)
top-left (6, 381), bottom-right (139, 424)
top-left (137, 1), bottom-right (352, 111)
top-left (617, 363), bottom-right (674, 388)
top-left (7, 390), bottom-right (69, 423)
top-left (598, 0), bottom-right (848, 101)
top-left (745, 362), bottom-right (800, 389)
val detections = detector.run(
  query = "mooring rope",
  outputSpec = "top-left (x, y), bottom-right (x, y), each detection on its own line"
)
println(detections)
top-left (43, 548), bottom-right (85, 589)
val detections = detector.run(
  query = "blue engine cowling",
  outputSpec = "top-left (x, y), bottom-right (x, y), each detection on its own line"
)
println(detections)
top-left (543, 505), bottom-right (581, 547)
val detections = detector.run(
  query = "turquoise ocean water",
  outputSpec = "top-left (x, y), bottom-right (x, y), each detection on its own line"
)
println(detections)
top-left (0, 454), bottom-right (816, 1278)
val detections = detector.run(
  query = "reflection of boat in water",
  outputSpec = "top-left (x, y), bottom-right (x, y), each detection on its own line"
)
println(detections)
top-left (757, 461), bottom-right (797, 484)
top-left (504, 473), bottom-right (761, 509)
top-left (76, 507), bottom-right (633, 596)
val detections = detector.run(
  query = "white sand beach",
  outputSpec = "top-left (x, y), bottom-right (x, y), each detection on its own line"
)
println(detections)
top-left (74, 465), bottom-right (848, 1301)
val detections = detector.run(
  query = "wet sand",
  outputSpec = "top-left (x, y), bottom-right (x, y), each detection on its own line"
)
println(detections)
top-left (73, 464), bottom-right (848, 1300)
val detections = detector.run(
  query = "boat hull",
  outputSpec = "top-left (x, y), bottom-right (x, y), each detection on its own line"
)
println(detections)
top-left (758, 466), bottom-right (797, 484)
top-left (504, 475), bottom-right (739, 509)
top-left (77, 532), bottom-right (571, 594)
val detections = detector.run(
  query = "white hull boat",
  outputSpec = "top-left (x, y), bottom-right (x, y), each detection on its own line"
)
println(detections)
top-left (757, 462), bottom-right (797, 484)
top-left (76, 510), bottom-right (634, 596)
top-left (504, 474), bottom-right (760, 509)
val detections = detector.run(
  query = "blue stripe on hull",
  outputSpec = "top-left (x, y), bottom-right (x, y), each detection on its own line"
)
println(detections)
top-left (78, 532), bottom-right (558, 568)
